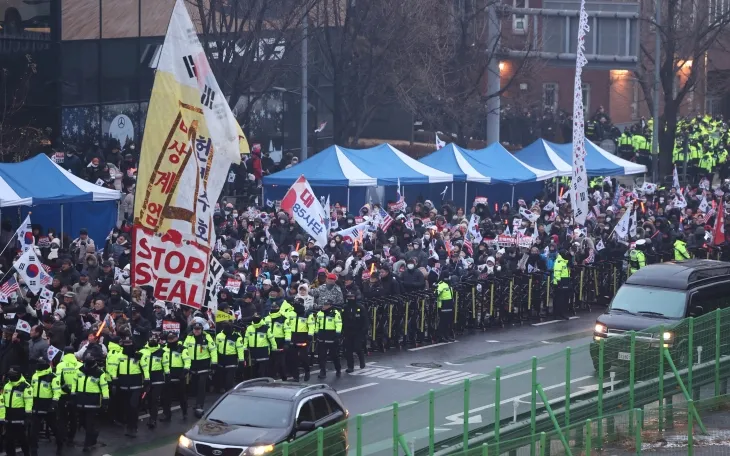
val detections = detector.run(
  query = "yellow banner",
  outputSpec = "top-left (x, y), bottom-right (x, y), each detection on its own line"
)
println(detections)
top-left (215, 311), bottom-right (235, 323)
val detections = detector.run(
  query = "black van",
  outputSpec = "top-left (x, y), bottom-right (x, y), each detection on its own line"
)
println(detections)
top-left (590, 259), bottom-right (730, 371)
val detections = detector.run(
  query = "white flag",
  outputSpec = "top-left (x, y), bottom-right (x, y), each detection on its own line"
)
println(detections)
top-left (673, 165), bottom-right (680, 190)
top-left (47, 345), bottom-right (61, 362)
top-left (14, 249), bottom-right (52, 293)
top-left (699, 197), bottom-right (709, 214)
top-left (596, 239), bottom-right (605, 251)
top-left (466, 214), bottom-right (483, 244)
top-left (41, 298), bottom-right (53, 315)
top-left (629, 210), bottom-right (637, 238)
top-left (16, 319), bottom-right (31, 333)
top-left (280, 175), bottom-right (328, 248)
top-left (543, 201), bottom-right (555, 212)
top-left (16, 214), bottom-right (33, 253)
top-left (519, 207), bottom-right (540, 223)
top-left (613, 205), bottom-right (633, 239)
top-left (570, 0), bottom-right (590, 225)
top-left (324, 195), bottom-right (331, 231)
top-left (436, 133), bottom-right (446, 150)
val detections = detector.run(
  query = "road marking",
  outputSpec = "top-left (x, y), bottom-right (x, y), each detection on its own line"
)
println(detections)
top-left (351, 366), bottom-right (486, 385)
top-left (486, 340), bottom-right (500, 343)
top-left (540, 340), bottom-right (556, 344)
top-left (337, 383), bottom-right (379, 394)
top-left (569, 316), bottom-right (580, 320)
top-left (495, 367), bottom-right (545, 380)
top-left (361, 400), bottom-right (419, 417)
top-left (408, 341), bottom-right (458, 351)
top-left (531, 320), bottom-right (561, 326)
top-left (444, 361), bottom-right (465, 366)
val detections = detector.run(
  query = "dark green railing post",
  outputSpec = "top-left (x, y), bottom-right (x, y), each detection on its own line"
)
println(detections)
top-left (356, 414), bottom-right (363, 456)
top-left (688, 317), bottom-right (694, 399)
top-left (482, 442), bottom-right (489, 456)
top-left (564, 347), bottom-right (571, 427)
top-left (392, 402), bottom-right (399, 456)
top-left (664, 351), bottom-right (707, 434)
top-left (317, 427), bottom-right (324, 456)
top-left (535, 383), bottom-right (573, 456)
top-left (634, 409), bottom-right (642, 456)
top-left (282, 441), bottom-right (289, 456)
top-left (688, 400), bottom-right (695, 456)
top-left (463, 379), bottom-right (471, 451)
top-left (539, 432), bottom-right (547, 456)
top-left (495, 367), bottom-right (501, 456)
top-left (585, 419), bottom-right (592, 456)
top-left (658, 324), bottom-right (665, 434)
top-left (597, 338), bottom-right (604, 449)
top-left (715, 309), bottom-right (721, 397)
top-left (429, 390), bottom-right (435, 456)
top-left (629, 331), bottom-right (636, 435)
top-left (531, 356), bottom-right (538, 456)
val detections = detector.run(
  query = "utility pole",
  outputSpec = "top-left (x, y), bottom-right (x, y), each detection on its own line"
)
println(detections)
top-left (651, 0), bottom-right (660, 182)
top-left (300, 15), bottom-right (309, 162)
top-left (486, 2), bottom-right (501, 145)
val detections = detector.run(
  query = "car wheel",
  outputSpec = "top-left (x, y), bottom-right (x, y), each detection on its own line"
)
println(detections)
top-left (3, 9), bottom-right (22, 35)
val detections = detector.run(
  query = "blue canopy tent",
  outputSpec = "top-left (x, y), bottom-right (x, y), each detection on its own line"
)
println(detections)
top-left (513, 139), bottom-right (572, 176)
top-left (418, 144), bottom-right (491, 207)
top-left (0, 154), bottom-right (121, 245)
top-left (541, 139), bottom-right (647, 177)
top-left (262, 145), bottom-right (377, 210)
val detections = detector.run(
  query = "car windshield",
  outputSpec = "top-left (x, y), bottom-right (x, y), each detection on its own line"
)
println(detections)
top-left (610, 285), bottom-right (686, 319)
top-left (208, 395), bottom-right (292, 428)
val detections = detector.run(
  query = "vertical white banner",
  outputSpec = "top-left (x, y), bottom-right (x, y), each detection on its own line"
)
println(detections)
top-left (571, 0), bottom-right (590, 225)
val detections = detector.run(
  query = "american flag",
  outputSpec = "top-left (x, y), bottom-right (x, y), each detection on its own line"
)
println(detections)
top-left (584, 248), bottom-right (595, 265)
top-left (376, 207), bottom-right (394, 232)
top-left (702, 208), bottom-right (716, 225)
top-left (0, 277), bottom-right (19, 296)
top-left (40, 272), bottom-right (52, 286)
top-left (41, 264), bottom-right (51, 273)
top-left (393, 178), bottom-right (406, 212)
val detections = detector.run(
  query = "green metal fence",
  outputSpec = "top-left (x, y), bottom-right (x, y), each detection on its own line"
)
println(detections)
top-left (274, 307), bottom-right (730, 456)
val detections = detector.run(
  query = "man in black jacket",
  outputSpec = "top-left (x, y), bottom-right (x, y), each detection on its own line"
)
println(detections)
top-left (342, 291), bottom-right (369, 373)
top-left (379, 264), bottom-right (401, 296)
top-left (401, 259), bottom-right (426, 292)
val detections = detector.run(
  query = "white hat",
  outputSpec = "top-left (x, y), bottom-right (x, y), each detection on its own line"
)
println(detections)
top-left (263, 279), bottom-right (272, 285)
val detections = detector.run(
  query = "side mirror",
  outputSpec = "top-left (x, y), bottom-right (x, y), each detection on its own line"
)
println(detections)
top-left (297, 421), bottom-right (316, 432)
top-left (691, 305), bottom-right (704, 317)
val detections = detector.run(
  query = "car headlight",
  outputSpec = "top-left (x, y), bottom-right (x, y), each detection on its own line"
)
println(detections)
top-left (249, 445), bottom-right (274, 455)
top-left (663, 331), bottom-right (673, 341)
top-left (178, 435), bottom-right (194, 449)
top-left (594, 323), bottom-right (607, 334)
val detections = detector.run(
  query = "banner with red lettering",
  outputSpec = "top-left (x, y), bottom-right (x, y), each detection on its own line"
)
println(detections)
top-left (280, 175), bottom-right (328, 248)
top-left (131, 0), bottom-right (247, 309)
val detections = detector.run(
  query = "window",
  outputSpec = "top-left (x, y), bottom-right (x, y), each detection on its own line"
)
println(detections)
top-left (610, 285), bottom-right (687, 319)
top-left (512, 0), bottom-right (528, 34)
top-left (296, 400), bottom-right (315, 425)
top-left (310, 395), bottom-right (332, 422)
top-left (325, 395), bottom-right (344, 415)
top-left (543, 83), bottom-right (558, 112)
top-left (690, 283), bottom-right (730, 313)
top-left (581, 83), bottom-right (590, 115)
top-left (62, 41), bottom-right (100, 105)
top-left (101, 40), bottom-right (139, 102)
top-left (208, 395), bottom-right (292, 428)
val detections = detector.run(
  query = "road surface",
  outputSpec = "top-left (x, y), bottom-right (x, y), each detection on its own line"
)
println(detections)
top-left (29, 311), bottom-right (605, 456)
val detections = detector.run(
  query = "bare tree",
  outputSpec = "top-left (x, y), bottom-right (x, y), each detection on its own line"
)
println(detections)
top-left (0, 55), bottom-right (46, 162)
top-left (188, 0), bottom-right (315, 131)
top-left (309, 0), bottom-right (437, 145)
top-left (635, 0), bottom-right (730, 178)
top-left (395, 0), bottom-right (541, 146)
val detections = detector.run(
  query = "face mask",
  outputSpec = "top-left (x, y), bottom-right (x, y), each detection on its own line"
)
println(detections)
top-left (326, 283), bottom-right (334, 289)
top-left (407, 264), bottom-right (415, 270)
top-left (424, 235), bottom-right (430, 240)
top-left (291, 269), bottom-right (298, 274)
top-left (330, 242), bottom-right (336, 247)
top-left (260, 238), bottom-right (266, 243)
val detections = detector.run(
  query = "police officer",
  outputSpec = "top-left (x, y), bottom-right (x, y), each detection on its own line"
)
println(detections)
top-left (1, 365), bottom-right (31, 456)
top-left (141, 332), bottom-right (165, 429)
top-left (110, 338), bottom-right (149, 437)
top-left (55, 347), bottom-right (80, 446)
top-left (183, 322), bottom-right (217, 418)
top-left (436, 274), bottom-right (454, 342)
top-left (73, 355), bottom-right (109, 453)
top-left (266, 300), bottom-right (291, 380)
top-left (674, 233), bottom-right (691, 261)
top-left (161, 331), bottom-right (190, 422)
top-left (286, 298), bottom-right (314, 381)
top-left (342, 290), bottom-right (368, 373)
top-left (214, 320), bottom-right (244, 392)
top-left (553, 250), bottom-right (571, 319)
top-left (105, 335), bottom-right (123, 424)
top-left (629, 239), bottom-right (647, 275)
top-left (315, 300), bottom-right (343, 379)
top-left (242, 313), bottom-right (276, 378)
top-left (29, 356), bottom-right (62, 455)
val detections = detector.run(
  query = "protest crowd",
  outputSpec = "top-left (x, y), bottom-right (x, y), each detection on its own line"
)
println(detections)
top-left (0, 110), bottom-right (729, 455)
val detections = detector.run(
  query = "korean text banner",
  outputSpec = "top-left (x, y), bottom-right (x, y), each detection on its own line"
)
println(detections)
top-left (281, 176), bottom-right (328, 248)
top-left (132, 0), bottom-right (245, 309)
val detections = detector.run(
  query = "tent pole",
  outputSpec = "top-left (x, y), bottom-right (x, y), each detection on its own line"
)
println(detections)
top-left (451, 184), bottom-right (453, 201)
top-left (347, 188), bottom-right (350, 210)
top-left (511, 185), bottom-right (515, 207)
top-left (60, 203), bottom-right (64, 249)
top-left (556, 179), bottom-right (559, 202)
top-left (464, 182), bottom-right (468, 209)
